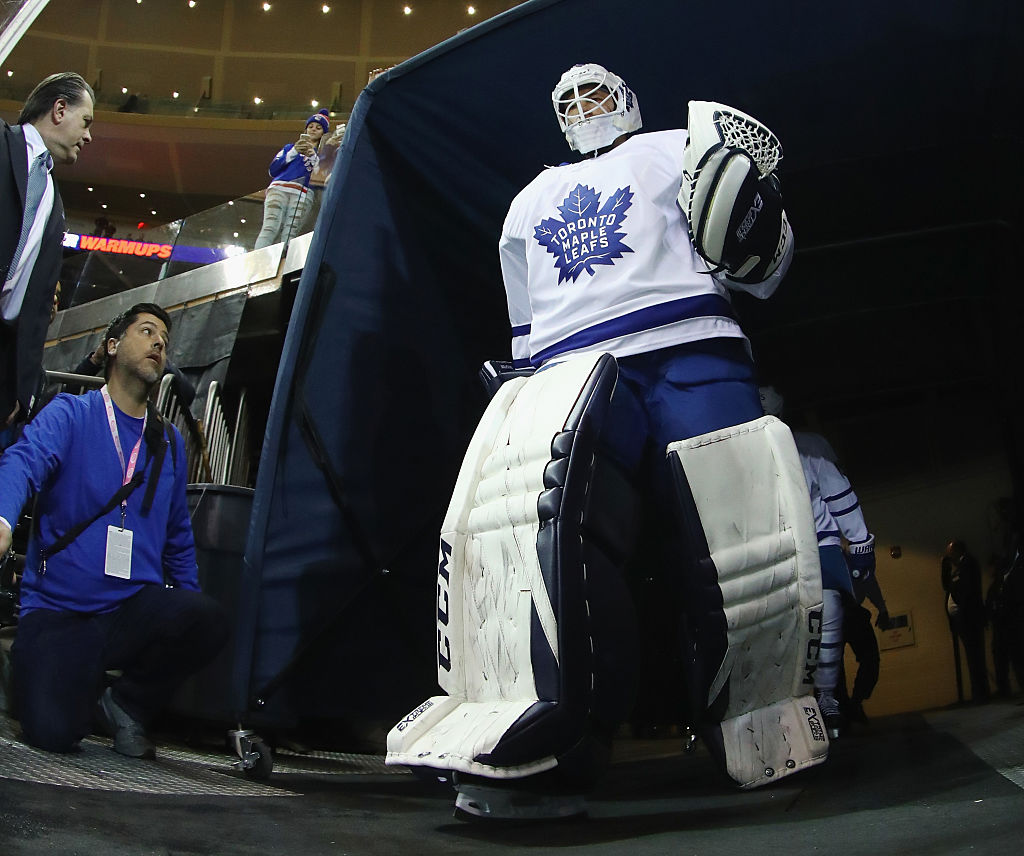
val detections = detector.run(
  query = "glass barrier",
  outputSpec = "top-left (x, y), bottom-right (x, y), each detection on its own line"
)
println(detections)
top-left (61, 124), bottom-right (345, 309)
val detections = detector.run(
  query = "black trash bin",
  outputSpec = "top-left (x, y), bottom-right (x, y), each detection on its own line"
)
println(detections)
top-left (168, 483), bottom-right (255, 723)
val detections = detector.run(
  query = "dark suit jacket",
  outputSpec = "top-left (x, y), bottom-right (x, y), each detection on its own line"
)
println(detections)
top-left (1, 120), bottom-right (66, 420)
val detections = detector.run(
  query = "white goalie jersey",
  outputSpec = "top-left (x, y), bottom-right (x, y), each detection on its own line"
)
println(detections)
top-left (499, 130), bottom-right (749, 369)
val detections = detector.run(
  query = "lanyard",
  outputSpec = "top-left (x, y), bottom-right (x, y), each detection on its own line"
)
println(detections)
top-left (100, 385), bottom-right (146, 523)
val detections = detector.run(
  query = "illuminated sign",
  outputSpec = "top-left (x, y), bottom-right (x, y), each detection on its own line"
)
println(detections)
top-left (63, 232), bottom-right (236, 264)
top-left (64, 232), bottom-right (172, 259)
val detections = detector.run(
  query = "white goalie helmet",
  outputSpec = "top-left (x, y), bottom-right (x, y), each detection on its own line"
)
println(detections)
top-left (552, 63), bottom-right (642, 154)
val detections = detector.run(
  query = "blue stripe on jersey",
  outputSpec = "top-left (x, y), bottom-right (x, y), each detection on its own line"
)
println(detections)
top-left (824, 486), bottom-right (854, 504)
top-left (530, 293), bottom-right (738, 366)
top-left (511, 357), bottom-right (532, 368)
top-left (817, 529), bottom-right (841, 542)
top-left (511, 323), bottom-right (531, 337)
top-left (832, 500), bottom-right (861, 517)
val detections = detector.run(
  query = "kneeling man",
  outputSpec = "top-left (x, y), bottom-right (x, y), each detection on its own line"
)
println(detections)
top-left (0, 303), bottom-right (227, 757)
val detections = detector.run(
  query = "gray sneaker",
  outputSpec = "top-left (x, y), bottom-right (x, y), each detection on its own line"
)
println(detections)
top-left (97, 687), bottom-right (155, 759)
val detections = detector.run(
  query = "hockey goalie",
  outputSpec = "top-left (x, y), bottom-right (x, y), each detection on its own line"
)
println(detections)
top-left (386, 63), bottom-right (827, 818)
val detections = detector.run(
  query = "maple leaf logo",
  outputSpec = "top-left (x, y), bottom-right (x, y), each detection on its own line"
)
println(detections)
top-left (533, 183), bottom-right (634, 283)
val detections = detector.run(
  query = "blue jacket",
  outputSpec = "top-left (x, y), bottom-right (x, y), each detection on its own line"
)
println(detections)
top-left (0, 389), bottom-right (197, 614)
top-left (267, 143), bottom-right (316, 187)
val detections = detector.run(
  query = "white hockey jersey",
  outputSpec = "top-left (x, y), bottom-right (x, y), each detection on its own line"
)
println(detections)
top-left (794, 431), bottom-right (871, 549)
top-left (499, 129), bottom-right (748, 368)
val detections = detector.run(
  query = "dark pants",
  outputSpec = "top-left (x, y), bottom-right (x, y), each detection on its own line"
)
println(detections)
top-left (838, 603), bottom-right (880, 705)
top-left (992, 615), bottom-right (1024, 696)
top-left (12, 585), bottom-right (228, 752)
top-left (949, 611), bottom-right (990, 702)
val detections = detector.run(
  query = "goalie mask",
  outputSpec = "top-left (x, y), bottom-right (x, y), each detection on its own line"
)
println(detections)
top-left (552, 63), bottom-right (642, 155)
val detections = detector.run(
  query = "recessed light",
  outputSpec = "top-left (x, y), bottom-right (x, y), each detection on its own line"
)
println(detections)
top-left (253, 96), bottom-right (262, 105)
top-left (172, 91), bottom-right (179, 99)
top-left (262, 2), bottom-right (271, 10)
top-left (139, 193), bottom-right (146, 198)
top-left (311, 99), bottom-right (319, 108)
top-left (403, 6), bottom-right (412, 15)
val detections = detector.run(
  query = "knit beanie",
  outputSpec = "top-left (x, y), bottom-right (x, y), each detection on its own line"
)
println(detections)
top-left (305, 109), bottom-right (330, 132)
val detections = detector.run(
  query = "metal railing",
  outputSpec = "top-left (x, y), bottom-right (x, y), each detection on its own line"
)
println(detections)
top-left (41, 371), bottom-right (251, 488)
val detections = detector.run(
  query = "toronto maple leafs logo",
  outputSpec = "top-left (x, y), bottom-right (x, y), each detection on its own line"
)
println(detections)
top-left (533, 184), bottom-right (634, 283)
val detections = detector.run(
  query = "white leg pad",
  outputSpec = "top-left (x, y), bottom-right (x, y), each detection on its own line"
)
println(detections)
top-left (387, 352), bottom-right (633, 780)
top-left (667, 415), bottom-right (829, 786)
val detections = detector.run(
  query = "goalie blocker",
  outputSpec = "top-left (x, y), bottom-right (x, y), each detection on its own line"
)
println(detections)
top-left (679, 100), bottom-right (793, 289)
top-left (387, 354), bottom-right (827, 814)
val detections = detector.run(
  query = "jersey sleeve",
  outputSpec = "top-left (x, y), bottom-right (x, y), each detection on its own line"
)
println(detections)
top-left (268, 144), bottom-right (299, 179)
top-left (818, 457), bottom-right (871, 547)
top-left (498, 220), bottom-right (532, 368)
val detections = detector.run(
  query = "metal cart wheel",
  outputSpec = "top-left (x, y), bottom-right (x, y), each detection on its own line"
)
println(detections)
top-left (229, 728), bottom-right (274, 780)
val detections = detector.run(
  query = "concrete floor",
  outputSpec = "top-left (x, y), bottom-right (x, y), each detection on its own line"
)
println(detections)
top-left (2, 697), bottom-right (1024, 855)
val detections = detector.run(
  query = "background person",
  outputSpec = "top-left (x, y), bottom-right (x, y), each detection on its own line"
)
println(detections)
top-left (0, 303), bottom-right (227, 757)
top-left (1, 72), bottom-right (94, 437)
top-left (253, 109), bottom-right (329, 249)
top-left (942, 539), bottom-right (991, 703)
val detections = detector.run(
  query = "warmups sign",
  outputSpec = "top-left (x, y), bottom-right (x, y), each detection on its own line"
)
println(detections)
top-left (64, 232), bottom-right (173, 259)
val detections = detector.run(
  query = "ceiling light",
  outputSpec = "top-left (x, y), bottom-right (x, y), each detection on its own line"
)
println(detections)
top-left (188, 1), bottom-right (197, 7)
top-left (322, 4), bottom-right (331, 12)
top-left (151, 210), bottom-right (157, 215)
top-left (121, 87), bottom-right (128, 94)
top-left (403, 6), bottom-right (412, 15)
top-left (139, 193), bottom-right (146, 198)
top-left (5, 70), bottom-right (12, 78)
top-left (468, 5), bottom-right (476, 13)
top-left (233, 232), bottom-right (239, 238)
top-left (101, 203), bottom-right (108, 209)
top-left (88, 186), bottom-right (94, 192)
top-left (240, 218), bottom-right (246, 224)
top-left (228, 201), bottom-right (234, 206)
top-left (262, 2), bottom-right (271, 10)
top-left (253, 96), bottom-right (262, 105)
top-left (311, 99), bottom-right (319, 107)
top-left (172, 91), bottom-right (180, 99)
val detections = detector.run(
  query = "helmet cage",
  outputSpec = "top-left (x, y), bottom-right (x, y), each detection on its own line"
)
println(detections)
top-left (552, 64), bottom-right (642, 153)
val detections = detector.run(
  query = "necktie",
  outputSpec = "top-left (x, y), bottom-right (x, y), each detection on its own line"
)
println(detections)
top-left (7, 151), bottom-right (52, 281)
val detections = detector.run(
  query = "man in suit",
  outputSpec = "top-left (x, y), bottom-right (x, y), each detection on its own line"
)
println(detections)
top-left (1, 72), bottom-right (94, 434)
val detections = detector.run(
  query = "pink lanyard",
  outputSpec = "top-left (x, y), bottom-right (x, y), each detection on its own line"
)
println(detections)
top-left (100, 386), bottom-right (146, 518)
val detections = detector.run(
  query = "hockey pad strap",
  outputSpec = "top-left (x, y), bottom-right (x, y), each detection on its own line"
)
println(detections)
top-left (478, 359), bottom-right (536, 400)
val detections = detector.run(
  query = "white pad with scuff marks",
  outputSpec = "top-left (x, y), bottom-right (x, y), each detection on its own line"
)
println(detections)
top-left (668, 415), bottom-right (829, 787)
top-left (387, 354), bottom-right (607, 778)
